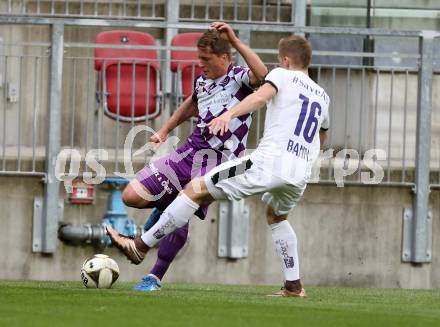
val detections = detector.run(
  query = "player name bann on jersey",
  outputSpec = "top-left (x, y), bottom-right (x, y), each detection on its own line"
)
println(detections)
top-left (286, 139), bottom-right (310, 161)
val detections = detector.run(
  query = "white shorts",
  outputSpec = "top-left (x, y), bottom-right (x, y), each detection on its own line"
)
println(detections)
top-left (204, 155), bottom-right (305, 216)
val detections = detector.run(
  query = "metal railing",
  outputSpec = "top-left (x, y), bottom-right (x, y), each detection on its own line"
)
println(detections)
top-left (1, 0), bottom-right (165, 19)
top-left (0, 27), bottom-right (432, 187)
top-left (61, 53), bottom-right (165, 178)
top-left (180, 0), bottom-right (294, 24)
top-left (0, 48), bottom-right (49, 177)
top-left (1, 0), bottom-right (296, 24)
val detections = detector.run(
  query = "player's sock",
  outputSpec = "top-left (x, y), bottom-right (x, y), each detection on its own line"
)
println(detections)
top-left (144, 208), bottom-right (163, 232)
top-left (150, 223), bottom-right (189, 280)
top-left (270, 220), bottom-right (300, 282)
top-left (141, 193), bottom-right (199, 247)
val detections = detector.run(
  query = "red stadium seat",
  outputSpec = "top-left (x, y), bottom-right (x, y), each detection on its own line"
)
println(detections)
top-left (170, 32), bottom-right (203, 104)
top-left (95, 30), bottom-right (161, 122)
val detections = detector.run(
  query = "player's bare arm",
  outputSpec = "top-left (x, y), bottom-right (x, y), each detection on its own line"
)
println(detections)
top-left (150, 96), bottom-right (197, 143)
top-left (211, 21), bottom-right (267, 86)
top-left (208, 82), bottom-right (276, 136)
top-left (319, 129), bottom-right (327, 148)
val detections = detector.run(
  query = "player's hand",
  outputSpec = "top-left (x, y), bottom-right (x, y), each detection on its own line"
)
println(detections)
top-left (149, 128), bottom-right (168, 148)
top-left (210, 22), bottom-right (239, 45)
top-left (207, 113), bottom-right (232, 136)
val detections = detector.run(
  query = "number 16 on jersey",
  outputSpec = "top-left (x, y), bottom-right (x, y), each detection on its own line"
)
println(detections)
top-left (294, 94), bottom-right (322, 143)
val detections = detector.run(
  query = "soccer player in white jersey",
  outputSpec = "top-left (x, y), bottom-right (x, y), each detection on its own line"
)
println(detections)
top-left (108, 35), bottom-right (330, 297)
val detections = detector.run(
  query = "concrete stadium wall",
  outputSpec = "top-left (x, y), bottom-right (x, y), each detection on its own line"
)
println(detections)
top-left (1, 176), bottom-right (440, 289)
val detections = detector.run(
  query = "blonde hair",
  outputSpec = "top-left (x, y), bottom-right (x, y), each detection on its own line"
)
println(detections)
top-left (278, 35), bottom-right (311, 69)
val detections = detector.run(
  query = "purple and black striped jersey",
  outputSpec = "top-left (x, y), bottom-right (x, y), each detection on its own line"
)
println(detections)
top-left (189, 64), bottom-right (253, 159)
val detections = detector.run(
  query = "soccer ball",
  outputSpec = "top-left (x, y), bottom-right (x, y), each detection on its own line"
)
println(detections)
top-left (80, 254), bottom-right (119, 289)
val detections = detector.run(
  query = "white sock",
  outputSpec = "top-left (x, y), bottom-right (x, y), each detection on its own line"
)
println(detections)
top-left (270, 220), bottom-right (300, 281)
top-left (141, 193), bottom-right (199, 247)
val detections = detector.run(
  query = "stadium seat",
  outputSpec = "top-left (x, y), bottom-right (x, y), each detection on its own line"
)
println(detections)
top-left (95, 30), bottom-right (161, 122)
top-left (170, 32), bottom-right (203, 105)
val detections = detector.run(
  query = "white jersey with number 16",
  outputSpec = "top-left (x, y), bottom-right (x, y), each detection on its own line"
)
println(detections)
top-left (251, 67), bottom-right (330, 187)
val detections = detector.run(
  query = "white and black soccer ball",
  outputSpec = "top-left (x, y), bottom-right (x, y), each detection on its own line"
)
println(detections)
top-left (81, 254), bottom-right (119, 289)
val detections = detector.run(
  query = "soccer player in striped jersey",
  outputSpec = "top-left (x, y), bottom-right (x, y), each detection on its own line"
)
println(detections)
top-left (121, 22), bottom-right (267, 292)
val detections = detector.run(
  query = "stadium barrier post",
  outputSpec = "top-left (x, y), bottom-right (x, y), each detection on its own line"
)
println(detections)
top-left (410, 31), bottom-right (436, 263)
top-left (40, 22), bottom-right (64, 253)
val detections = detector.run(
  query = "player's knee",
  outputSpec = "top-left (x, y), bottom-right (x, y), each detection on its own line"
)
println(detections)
top-left (183, 178), bottom-right (211, 204)
top-left (121, 186), bottom-right (136, 206)
top-left (122, 184), bottom-right (148, 208)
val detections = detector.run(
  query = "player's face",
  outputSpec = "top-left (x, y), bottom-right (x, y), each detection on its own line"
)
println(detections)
top-left (198, 47), bottom-right (230, 79)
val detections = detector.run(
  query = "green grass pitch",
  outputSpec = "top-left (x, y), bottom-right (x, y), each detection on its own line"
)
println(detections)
top-left (1, 281), bottom-right (439, 327)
